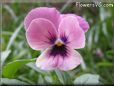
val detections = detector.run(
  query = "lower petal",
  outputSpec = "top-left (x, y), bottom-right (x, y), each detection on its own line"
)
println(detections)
top-left (36, 48), bottom-right (63, 70)
top-left (59, 50), bottom-right (82, 71)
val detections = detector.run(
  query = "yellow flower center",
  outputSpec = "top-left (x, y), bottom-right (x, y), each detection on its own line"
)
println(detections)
top-left (55, 41), bottom-right (63, 47)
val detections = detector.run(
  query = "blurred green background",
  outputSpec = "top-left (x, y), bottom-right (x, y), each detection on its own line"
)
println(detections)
top-left (1, 1), bottom-right (114, 85)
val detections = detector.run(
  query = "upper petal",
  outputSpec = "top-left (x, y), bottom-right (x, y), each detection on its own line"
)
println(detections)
top-left (76, 16), bottom-right (90, 32)
top-left (58, 16), bottom-right (85, 49)
top-left (61, 14), bottom-right (89, 32)
top-left (26, 18), bottom-right (57, 50)
top-left (24, 7), bottom-right (60, 30)
top-left (59, 49), bottom-right (82, 71)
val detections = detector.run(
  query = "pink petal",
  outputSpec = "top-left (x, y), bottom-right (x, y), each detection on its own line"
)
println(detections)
top-left (61, 14), bottom-right (89, 32)
top-left (24, 7), bottom-right (60, 30)
top-left (36, 48), bottom-right (63, 70)
top-left (58, 16), bottom-right (85, 49)
top-left (76, 16), bottom-right (90, 32)
top-left (59, 49), bottom-right (82, 71)
top-left (26, 18), bottom-right (57, 50)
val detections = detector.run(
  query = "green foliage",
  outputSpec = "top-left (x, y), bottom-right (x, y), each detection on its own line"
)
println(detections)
top-left (74, 74), bottom-right (100, 84)
top-left (1, 1), bottom-right (114, 85)
top-left (3, 59), bottom-right (36, 78)
top-left (1, 50), bottom-right (11, 66)
top-left (1, 78), bottom-right (28, 85)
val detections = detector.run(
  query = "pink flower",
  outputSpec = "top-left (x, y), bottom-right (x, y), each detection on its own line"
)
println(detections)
top-left (24, 7), bottom-right (89, 71)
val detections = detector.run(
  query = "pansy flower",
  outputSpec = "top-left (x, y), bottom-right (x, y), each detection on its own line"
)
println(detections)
top-left (24, 7), bottom-right (89, 71)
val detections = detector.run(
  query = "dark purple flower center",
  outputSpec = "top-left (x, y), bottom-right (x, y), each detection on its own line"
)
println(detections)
top-left (50, 44), bottom-right (68, 57)
top-left (47, 31), bottom-right (69, 57)
top-left (60, 33), bottom-right (69, 44)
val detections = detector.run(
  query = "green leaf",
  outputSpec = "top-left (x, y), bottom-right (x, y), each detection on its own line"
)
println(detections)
top-left (3, 59), bottom-right (35, 78)
top-left (74, 74), bottom-right (100, 84)
top-left (26, 62), bottom-right (48, 75)
top-left (96, 61), bottom-right (113, 67)
top-left (55, 70), bottom-right (72, 84)
top-left (6, 22), bottom-right (23, 50)
top-left (18, 76), bottom-right (35, 85)
top-left (1, 50), bottom-right (11, 66)
top-left (87, 27), bottom-right (94, 50)
top-left (37, 75), bottom-right (44, 84)
top-left (106, 50), bottom-right (114, 57)
top-left (1, 78), bottom-right (28, 85)
top-left (44, 76), bottom-right (53, 83)
top-left (100, 7), bottom-right (106, 21)
top-left (55, 69), bottom-right (65, 84)
top-left (60, 0), bottom-right (72, 12)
